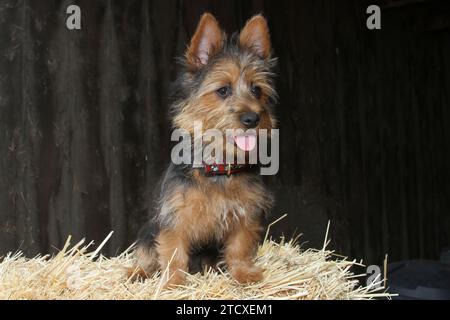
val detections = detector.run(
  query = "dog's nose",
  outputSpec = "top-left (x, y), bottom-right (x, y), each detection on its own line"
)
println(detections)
top-left (240, 112), bottom-right (260, 128)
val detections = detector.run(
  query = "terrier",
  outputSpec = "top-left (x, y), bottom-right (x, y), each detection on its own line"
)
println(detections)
top-left (133, 13), bottom-right (278, 287)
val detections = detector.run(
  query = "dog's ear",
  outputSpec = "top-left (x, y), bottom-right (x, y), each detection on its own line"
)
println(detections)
top-left (239, 15), bottom-right (271, 60)
top-left (186, 13), bottom-right (224, 70)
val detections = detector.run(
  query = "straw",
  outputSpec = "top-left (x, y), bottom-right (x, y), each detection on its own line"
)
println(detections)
top-left (0, 231), bottom-right (392, 300)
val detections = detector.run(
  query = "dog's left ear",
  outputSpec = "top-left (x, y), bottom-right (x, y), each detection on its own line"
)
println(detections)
top-left (239, 15), bottom-right (271, 60)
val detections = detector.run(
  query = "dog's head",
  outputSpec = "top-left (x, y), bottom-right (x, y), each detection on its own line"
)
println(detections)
top-left (171, 13), bottom-right (277, 160)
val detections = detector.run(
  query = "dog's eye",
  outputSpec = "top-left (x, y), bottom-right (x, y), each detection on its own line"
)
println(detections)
top-left (216, 85), bottom-right (232, 99)
top-left (251, 85), bottom-right (262, 99)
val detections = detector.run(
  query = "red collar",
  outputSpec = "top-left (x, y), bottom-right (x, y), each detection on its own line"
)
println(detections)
top-left (203, 163), bottom-right (254, 176)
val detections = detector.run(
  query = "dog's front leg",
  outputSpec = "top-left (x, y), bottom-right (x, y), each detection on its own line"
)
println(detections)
top-left (156, 229), bottom-right (189, 288)
top-left (225, 222), bottom-right (264, 284)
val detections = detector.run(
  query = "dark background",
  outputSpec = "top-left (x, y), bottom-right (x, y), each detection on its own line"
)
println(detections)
top-left (0, 0), bottom-right (449, 265)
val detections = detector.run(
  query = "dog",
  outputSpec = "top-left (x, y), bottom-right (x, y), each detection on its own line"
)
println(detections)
top-left (132, 13), bottom-right (278, 288)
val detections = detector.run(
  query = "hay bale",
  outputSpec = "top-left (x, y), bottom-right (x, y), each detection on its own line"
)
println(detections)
top-left (0, 231), bottom-right (390, 300)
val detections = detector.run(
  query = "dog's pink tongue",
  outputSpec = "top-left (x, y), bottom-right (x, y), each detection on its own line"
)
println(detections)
top-left (234, 135), bottom-right (257, 151)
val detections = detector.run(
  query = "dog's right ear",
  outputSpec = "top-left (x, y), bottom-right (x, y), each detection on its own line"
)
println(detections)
top-left (186, 13), bottom-right (224, 70)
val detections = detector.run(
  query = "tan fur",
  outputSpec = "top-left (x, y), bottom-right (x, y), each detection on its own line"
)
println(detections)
top-left (156, 173), bottom-right (269, 286)
top-left (156, 230), bottom-right (190, 287)
top-left (161, 173), bottom-right (271, 243)
top-left (224, 221), bottom-right (265, 283)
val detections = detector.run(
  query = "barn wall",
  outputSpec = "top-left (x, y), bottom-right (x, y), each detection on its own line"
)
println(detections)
top-left (0, 0), bottom-right (449, 264)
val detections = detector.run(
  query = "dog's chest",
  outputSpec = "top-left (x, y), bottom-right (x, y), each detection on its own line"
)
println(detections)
top-left (178, 175), bottom-right (265, 241)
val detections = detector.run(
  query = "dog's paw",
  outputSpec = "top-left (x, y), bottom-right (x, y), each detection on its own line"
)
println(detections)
top-left (230, 265), bottom-right (264, 284)
top-left (126, 266), bottom-right (149, 282)
top-left (162, 271), bottom-right (186, 289)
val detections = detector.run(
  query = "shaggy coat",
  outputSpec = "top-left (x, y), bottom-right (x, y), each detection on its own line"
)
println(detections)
top-left (134, 13), bottom-right (277, 287)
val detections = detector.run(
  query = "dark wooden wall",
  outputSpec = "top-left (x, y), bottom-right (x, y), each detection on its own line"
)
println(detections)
top-left (0, 0), bottom-right (449, 265)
